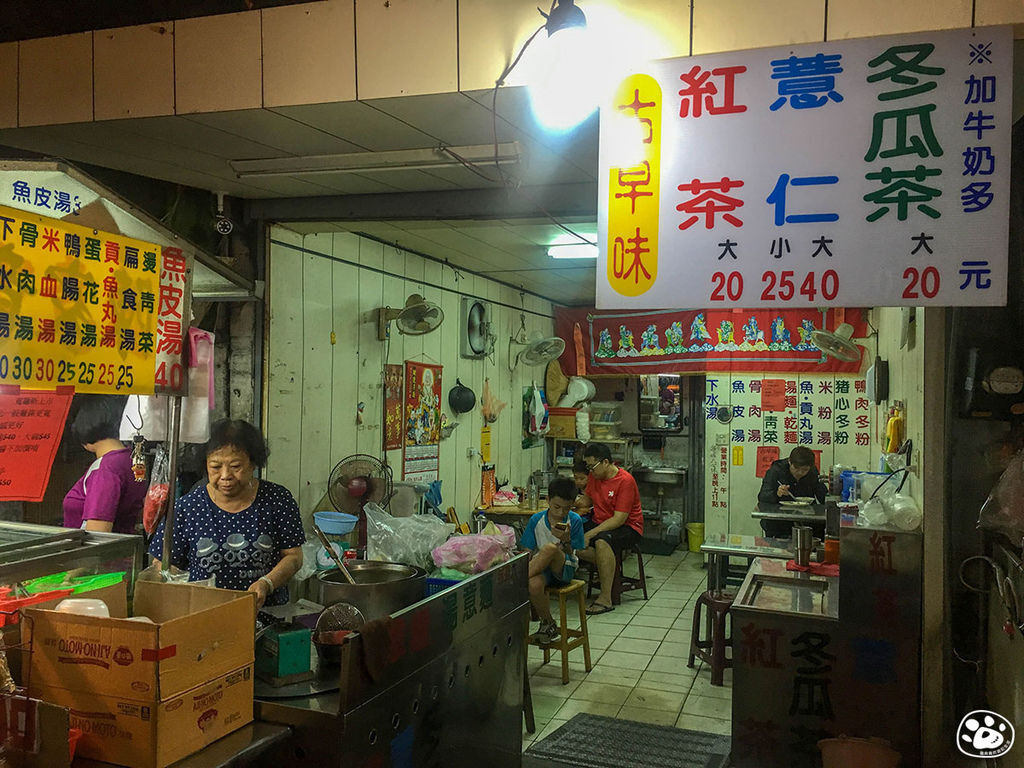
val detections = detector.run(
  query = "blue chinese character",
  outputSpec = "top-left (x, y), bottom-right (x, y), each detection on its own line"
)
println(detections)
top-left (732, 380), bottom-right (745, 393)
top-left (732, 429), bottom-right (745, 443)
top-left (961, 182), bottom-right (993, 213)
top-left (33, 187), bottom-right (51, 208)
top-left (964, 74), bottom-right (996, 104)
top-left (766, 174), bottom-right (839, 226)
top-left (962, 146), bottom-right (995, 176)
top-left (769, 53), bottom-right (844, 110)
top-left (959, 261), bottom-right (991, 290)
top-left (11, 181), bottom-right (29, 203)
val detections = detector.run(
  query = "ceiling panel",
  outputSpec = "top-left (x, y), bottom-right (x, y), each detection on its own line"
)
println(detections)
top-left (185, 109), bottom-right (368, 156)
top-left (268, 101), bottom-right (440, 152)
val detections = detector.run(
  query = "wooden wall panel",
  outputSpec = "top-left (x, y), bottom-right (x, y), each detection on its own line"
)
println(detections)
top-left (94, 24), bottom-right (175, 120)
top-left (19, 33), bottom-right (92, 126)
top-left (262, 1), bottom-right (356, 107)
top-left (355, 0), bottom-right (457, 99)
top-left (264, 227), bottom-right (554, 520)
top-left (175, 11), bottom-right (262, 113)
top-left (0, 43), bottom-right (18, 129)
top-left (827, 0), bottom-right (971, 39)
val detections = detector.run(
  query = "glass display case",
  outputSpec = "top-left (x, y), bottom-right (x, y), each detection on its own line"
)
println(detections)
top-left (638, 374), bottom-right (685, 433)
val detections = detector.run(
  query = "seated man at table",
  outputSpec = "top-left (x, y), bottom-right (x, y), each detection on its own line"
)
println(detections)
top-left (576, 443), bottom-right (643, 615)
top-left (521, 478), bottom-right (586, 644)
top-left (757, 446), bottom-right (827, 538)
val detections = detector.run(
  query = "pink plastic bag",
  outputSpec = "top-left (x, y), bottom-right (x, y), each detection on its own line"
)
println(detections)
top-left (432, 530), bottom-right (515, 574)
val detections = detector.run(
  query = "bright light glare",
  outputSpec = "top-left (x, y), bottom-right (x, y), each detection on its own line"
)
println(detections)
top-left (518, 8), bottom-right (662, 133)
top-left (603, 111), bottom-right (648, 168)
top-left (548, 243), bottom-right (598, 259)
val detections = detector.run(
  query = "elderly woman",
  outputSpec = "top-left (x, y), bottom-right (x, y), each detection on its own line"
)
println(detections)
top-left (148, 420), bottom-right (305, 608)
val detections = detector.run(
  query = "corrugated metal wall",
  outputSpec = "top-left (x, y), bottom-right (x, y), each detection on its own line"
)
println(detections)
top-left (263, 225), bottom-right (554, 524)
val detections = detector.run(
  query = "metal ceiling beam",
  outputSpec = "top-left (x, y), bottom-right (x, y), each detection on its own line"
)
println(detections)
top-left (242, 182), bottom-right (597, 223)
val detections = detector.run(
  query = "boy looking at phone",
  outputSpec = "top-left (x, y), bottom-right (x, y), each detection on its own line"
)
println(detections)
top-left (519, 477), bottom-right (585, 644)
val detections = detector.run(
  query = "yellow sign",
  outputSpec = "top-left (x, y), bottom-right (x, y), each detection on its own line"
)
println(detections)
top-left (0, 204), bottom-right (162, 394)
top-left (480, 425), bottom-right (492, 464)
top-left (732, 446), bottom-right (744, 466)
top-left (606, 73), bottom-right (661, 297)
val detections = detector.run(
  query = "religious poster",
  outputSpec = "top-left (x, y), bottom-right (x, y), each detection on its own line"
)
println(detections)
top-left (598, 26), bottom-right (1012, 308)
top-left (554, 306), bottom-right (866, 375)
top-left (383, 363), bottom-right (403, 451)
top-left (0, 385), bottom-right (74, 501)
top-left (0, 203), bottom-right (190, 395)
top-left (402, 361), bottom-right (441, 482)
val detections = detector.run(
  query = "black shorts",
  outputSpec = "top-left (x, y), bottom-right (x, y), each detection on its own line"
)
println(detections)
top-left (584, 520), bottom-right (642, 553)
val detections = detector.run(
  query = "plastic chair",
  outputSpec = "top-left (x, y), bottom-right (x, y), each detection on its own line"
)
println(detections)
top-left (585, 542), bottom-right (649, 605)
top-left (687, 589), bottom-right (734, 686)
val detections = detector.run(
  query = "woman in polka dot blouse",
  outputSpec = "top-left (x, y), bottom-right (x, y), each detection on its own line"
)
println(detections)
top-left (148, 420), bottom-right (306, 608)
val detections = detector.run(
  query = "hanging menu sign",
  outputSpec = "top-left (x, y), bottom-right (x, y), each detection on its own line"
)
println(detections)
top-left (0, 386), bottom-right (73, 501)
top-left (598, 26), bottom-right (1012, 308)
top-left (0, 204), bottom-right (189, 395)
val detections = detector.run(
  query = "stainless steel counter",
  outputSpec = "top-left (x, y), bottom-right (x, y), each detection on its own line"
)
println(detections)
top-left (733, 557), bottom-right (838, 620)
top-left (256, 554), bottom-right (530, 768)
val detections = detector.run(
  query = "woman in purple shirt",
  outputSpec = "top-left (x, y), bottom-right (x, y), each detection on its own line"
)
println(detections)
top-left (62, 398), bottom-right (146, 534)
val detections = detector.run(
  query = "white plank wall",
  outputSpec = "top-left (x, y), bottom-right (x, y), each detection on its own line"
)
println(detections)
top-left (264, 226), bottom-right (554, 526)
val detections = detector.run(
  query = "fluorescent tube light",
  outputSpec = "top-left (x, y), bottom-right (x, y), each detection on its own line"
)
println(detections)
top-left (230, 143), bottom-right (520, 179)
top-left (548, 243), bottom-right (597, 259)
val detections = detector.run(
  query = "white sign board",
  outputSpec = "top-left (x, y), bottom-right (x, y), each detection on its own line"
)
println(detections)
top-left (597, 26), bottom-right (1012, 309)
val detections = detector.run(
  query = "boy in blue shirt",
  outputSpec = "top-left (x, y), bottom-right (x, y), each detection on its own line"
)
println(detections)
top-left (520, 477), bottom-right (585, 644)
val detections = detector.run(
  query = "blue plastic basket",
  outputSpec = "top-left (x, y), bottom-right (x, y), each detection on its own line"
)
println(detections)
top-left (424, 577), bottom-right (462, 596)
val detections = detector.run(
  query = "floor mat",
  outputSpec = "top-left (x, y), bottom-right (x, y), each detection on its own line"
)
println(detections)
top-left (526, 712), bottom-right (731, 768)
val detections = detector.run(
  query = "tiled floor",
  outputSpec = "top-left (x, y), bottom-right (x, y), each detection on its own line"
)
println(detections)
top-left (523, 549), bottom-right (732, 752)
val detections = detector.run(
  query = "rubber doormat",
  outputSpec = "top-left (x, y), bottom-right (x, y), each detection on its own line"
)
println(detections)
top-left (525, 713), bottom-right (730, 768)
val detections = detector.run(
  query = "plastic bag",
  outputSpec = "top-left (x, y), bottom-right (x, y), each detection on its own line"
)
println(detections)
top-left (365, 502), bottom-right (454, 571)
top-left (978, 448), bottom-right (1024, 542)
top-left (142, 446), bottom-right (170, 535)
top-left (293, 541), bottom-right (322, 582)
top-left (432, 529), bottom-right (516, 574)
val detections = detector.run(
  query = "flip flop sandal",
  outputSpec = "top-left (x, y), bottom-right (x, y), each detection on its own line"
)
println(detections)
top-left (585, 603), bottom-right (614, 616)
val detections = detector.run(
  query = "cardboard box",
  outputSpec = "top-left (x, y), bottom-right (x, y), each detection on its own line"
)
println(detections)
top-left (37, 664), bottom-right (254, 768)
top-left (547, 407), bottom-right (578, 439)
top-left (24, 579), bottom-right (255, 701)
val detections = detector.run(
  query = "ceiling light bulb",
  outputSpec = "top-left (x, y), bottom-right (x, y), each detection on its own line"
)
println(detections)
top-left (548, 243), bottom-right (597, 259)
top-left (543, 0), bottom-right (587, 36)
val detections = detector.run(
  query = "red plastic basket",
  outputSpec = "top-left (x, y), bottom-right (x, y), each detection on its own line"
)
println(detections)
top-left (0, 589), bottom-right (75, 627)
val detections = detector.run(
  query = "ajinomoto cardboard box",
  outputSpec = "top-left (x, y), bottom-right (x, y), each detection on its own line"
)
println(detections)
top-left (22, 579), bottom-right (255, 701)
top-left (36, 664), bottom-right (254, 768)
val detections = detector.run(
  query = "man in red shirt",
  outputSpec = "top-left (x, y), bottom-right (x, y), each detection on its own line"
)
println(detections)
top-left (576, 443), bottom-right (643, 614)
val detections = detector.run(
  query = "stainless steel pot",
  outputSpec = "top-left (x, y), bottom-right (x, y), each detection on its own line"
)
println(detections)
top-left (313, 560), bottom-right (426, 621)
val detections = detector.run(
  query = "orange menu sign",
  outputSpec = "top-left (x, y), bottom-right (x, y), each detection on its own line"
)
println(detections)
top-left (0, 386), bottom-right (73, 501)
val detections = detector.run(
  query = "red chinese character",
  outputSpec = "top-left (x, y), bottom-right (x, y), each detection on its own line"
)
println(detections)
top-left (100, 325), bottom-right (116, 348)
top-left (740, 622), bottom-right (784, 668)
top-left (618, 88), bottom-right (656, 143)
top-left (855, 432), bottom-right (869, 446)
top-left (873, 587), bottom-right (899, 622)
top-left (37, 318), bottom-right (55, 343)
top-left (869, 533), bottom-right (896, 574)
top-left (104, 241), bottom-right (120, 264)
top-left (678, 65), bottom-right (748, 118)
top-left (39, 274), bottom-right (58, 298)
top-left (855, 397), bottom-right (869, 410)
top-left (156, 319), bottom-right (183, 355)
top-left (102, 302), bottom-right (117, 323)
top-left (103, 275), bottom-right (119, 299)
top-left (855, 414), bottom-right (870, 429)
top-left (159, 284), bottom-right (183, 318)
top-left (854, 380), bottom-right (867, 393)
top-left (615, 161), bottom-right (653, 214)
top-left (784, 431), bottom-right (797, 444)
top-left (785, 380), bottom-right (798, 394)
top-left (784, 416), bottom-right (798, 429)
top-left (161, 248), bottom-right (188, 280)
top-left (41, 228), bottom-right (60, 253)
top-left (785, 395), bottom-right (797, 408)
top-left (611, 227), bottom-right (651, 285)
top-left (676, 177), bottom-right (744, 230)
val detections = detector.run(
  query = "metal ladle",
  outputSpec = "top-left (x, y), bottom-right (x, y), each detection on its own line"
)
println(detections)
top-left (312, 523), bottom-right (357, 586)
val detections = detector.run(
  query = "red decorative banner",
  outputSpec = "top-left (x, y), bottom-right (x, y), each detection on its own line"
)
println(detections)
top-left (554, 307), bottom-right (867, 375)
top-left (383, 364), bottom-right (403, 451)
top-left (0, 385), bottom-right (74, 501)
top-left (402, 361), bottom-right (441, 482)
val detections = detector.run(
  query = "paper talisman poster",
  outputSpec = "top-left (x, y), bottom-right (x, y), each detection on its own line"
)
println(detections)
top-left (402, 361), bottom-right (441, 482)
top-left (383, 364), bottom-right (404, 451)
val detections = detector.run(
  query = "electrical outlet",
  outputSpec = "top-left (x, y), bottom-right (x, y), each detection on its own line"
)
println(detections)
top-left (715, 433), bottom-right (729, 446)
top-left (467, 448), bottom-right (478, 459)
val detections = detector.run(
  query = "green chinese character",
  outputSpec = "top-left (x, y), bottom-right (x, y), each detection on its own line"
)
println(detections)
top-left (139, 331), bottom-right (154, 353)
top-left (82, 280), bottom-right (99, 305)
top-left (141, 291), bottom-right (155, 312)
top-left (864, 104), bottom-right (943, 162)
top-left (16, 269), bottom-right (35, 294)
top-left (84, 238), bottom-right (101, 261)
top-left (867, 43), bottom-right (944, 101)
top-left (14, 315), bottom-right (32, 341)
top-left (142, 251), bottom-right (157, 273)
top-left (18, 222), bottom-right (37, 248)
top-left (864, 165), bottom-right (942, 221)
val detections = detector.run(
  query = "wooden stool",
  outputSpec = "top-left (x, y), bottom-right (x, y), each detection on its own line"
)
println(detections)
top-left (527, 579), bottom-right (592, 684)
top-left (687, 589), bottom-right (734, 686)
top-left (585, 543), bottom-right (649, 605)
